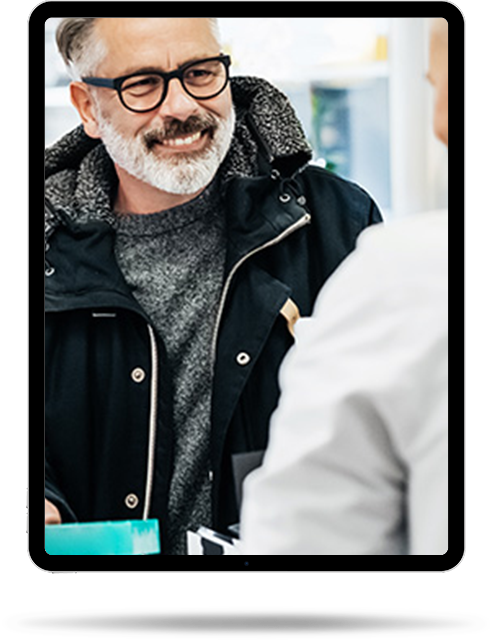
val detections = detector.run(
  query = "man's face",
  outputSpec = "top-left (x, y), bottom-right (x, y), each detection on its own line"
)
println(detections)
top-left (86, 18), bottom-right (235, 195)
top-left (427, 19), bottom-right (449, 147)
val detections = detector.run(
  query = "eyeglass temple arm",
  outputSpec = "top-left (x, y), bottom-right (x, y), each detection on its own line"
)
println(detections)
top-left (82, 77), bottom-right (117, 89)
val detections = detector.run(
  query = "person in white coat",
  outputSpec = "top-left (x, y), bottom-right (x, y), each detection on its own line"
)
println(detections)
top-left (240, 18), bottom-right (449, 555)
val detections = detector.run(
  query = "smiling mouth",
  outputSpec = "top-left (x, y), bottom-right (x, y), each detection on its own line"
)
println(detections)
top-left (160, 130), bottom-right (206, 148)
top-left (144, 115), bottom-right (219, 153)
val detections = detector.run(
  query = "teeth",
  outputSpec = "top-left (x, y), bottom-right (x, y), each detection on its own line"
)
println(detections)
top-left (162, 132), bottom-right (202, 147)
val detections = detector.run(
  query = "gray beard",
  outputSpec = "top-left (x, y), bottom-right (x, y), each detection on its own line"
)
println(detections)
top-left (96, 109), bottom-right (236, 196)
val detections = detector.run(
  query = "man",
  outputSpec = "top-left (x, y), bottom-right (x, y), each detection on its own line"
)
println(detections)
top-left (45, 18), bottom-right (381, 555)
top-left (241, 18), bottom-right (449, 555)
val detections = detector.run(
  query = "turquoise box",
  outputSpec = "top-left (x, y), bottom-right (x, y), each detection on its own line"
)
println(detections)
top-left (45, 519), bottom-right (161, 555)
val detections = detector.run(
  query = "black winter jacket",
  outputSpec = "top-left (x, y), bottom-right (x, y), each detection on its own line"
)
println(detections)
top-left (45, 77), bottom-right (382, 551)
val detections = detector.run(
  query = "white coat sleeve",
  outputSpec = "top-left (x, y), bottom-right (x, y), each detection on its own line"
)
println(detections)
top-left (240, 217), bottom-right (448, 555)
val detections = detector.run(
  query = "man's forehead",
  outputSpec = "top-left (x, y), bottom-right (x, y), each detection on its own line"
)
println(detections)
top-left (95, 18), bottom-right (219, 74)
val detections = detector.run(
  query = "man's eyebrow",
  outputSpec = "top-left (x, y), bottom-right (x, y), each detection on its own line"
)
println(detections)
top-left (118, 55), bottom-right (218, 77)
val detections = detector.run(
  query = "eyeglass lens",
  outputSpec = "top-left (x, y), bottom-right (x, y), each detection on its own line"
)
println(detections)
top-left (120, 59), bottom-right (228, 111)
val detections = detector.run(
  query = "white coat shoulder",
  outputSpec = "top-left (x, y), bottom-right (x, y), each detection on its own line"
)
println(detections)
top-left (241, 210), bottom-right (448, 555)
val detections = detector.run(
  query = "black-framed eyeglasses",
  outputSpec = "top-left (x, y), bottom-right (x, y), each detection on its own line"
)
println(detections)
top-left (82, 55), bottom-right (232, 113)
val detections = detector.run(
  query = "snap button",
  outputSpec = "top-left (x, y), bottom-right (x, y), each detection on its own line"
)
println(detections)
top-left (125, 493), bottom-right (139, 509)
top-left (131, 367), bottom-right (146, 383)
top-left (236, 352), bottom-right (251, 366)
top-left (279, 193), bottom-right (291, 204)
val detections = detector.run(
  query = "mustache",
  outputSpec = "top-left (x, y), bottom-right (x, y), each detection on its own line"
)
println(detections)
top-left (143, 114), bottom-right (219, 148)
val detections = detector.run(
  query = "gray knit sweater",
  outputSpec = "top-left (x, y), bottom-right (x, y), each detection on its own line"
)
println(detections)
top-left (113, 181), bottom-right (226, 555)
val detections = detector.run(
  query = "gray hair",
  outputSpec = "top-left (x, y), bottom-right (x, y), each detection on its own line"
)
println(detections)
top-left (55, 18), bottom-right (104, 78)
top-left (56, 18), bottom-right (221, 79)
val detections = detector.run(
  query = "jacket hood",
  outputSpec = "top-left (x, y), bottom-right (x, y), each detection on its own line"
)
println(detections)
top-left (45, 76), bottom-right (312, 237)
top-left (227, 76), bottom-right (313, 177)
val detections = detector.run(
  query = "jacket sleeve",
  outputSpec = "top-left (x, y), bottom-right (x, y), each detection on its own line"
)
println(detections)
top-left (45, 453), bottom-right (78, 523)
top-left (368, 198), bottom-right (383, 226)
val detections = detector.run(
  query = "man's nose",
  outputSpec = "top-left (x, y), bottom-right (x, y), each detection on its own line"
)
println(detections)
top-left (155, 77), bottom-right (200, 121)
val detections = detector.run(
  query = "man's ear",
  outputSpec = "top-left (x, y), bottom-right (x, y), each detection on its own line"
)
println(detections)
top-left (69, 82), bottom-right (102, 139)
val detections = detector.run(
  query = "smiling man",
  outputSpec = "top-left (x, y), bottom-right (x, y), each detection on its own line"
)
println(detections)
top-left (44, 18), bottom-right (382, 555)
top-left (68, 18), bottom-right (235, 211)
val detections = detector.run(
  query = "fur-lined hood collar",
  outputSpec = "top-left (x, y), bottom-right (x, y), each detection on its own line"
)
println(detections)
top-left (45, 76), bottom-right (312, 232)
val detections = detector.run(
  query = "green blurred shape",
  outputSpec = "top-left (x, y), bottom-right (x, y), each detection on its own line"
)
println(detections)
top-left (45, 519), bottom-right (161, 555)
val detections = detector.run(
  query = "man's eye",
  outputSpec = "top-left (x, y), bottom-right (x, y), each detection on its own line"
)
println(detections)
top-left (185, 68), bottom-right (216, 85)
top-left (188, 69), bottom-right (211, 78)
top-left (122, 76), bottom-right (161, 94)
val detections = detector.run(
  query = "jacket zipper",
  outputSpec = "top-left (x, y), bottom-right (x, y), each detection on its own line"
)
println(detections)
top-left (211, 212), bottom-right (312, 365)
top-left (142, 323), bottom-right (159, 520)
top-left (49, 211), bottom-right (309, 519)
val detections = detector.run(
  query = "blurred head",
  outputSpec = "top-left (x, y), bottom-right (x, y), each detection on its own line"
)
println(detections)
top-left (427, 18), bottom-right (449, 147)
top-left (57, 18), bottom-right (235, 195)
